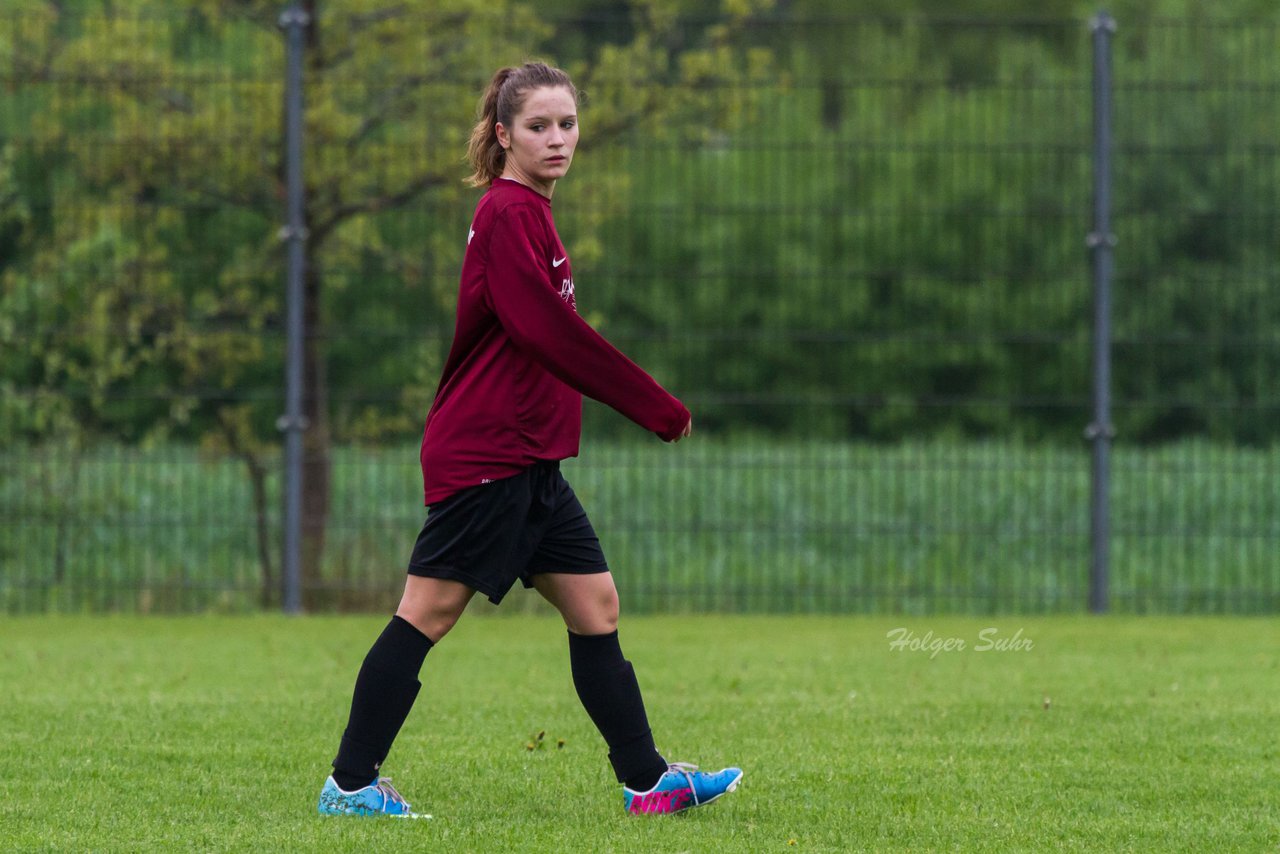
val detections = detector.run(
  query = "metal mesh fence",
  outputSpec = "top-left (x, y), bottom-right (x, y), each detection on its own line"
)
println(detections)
top-left (1, 9), bottom-right (1276, 614)
top-left (1107, 20), bottom-right (1280, 611)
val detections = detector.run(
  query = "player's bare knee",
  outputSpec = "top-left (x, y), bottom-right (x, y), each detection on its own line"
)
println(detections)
top-left (600, 588), bottom-right (620, 631)
top-left (426, 616), bottom-right (459, 642)
top-left (396, 603), bottom-right (462, 643)
top-left (567, 590), bottom-right (618, 635)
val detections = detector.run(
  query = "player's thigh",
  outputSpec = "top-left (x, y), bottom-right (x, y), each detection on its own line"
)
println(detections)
top-left (531, 570), bottom-right (620, 635)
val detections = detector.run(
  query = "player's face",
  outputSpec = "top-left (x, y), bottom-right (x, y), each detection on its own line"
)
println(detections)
top-left (496, 86), bottom-right (578, 196)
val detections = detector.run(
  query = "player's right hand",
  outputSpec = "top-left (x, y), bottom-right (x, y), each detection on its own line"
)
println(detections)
top-left (669, 416), bottom-right (693, 443)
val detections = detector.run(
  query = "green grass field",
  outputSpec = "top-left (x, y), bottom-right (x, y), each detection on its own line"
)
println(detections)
top-left (3, 439), bottom-right (1279, 615)
top-left (2, 613), bottom-right (1276, 851)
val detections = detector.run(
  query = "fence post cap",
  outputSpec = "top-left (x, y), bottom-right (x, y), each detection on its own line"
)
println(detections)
top-left (1089, 12), bottom-right (1117, 32)
top-left (278, 6), bottom-right (312, 29)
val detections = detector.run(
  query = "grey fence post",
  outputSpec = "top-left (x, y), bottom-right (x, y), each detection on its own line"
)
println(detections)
top-left (278, 3), bottom-right (310, 614)
top-left (1087, 10), bottom-right (1116, 614)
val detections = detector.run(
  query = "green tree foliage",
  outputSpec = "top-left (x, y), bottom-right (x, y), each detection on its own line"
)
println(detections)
top-left (2, 2), bottom-right (1278, 605)
top-left (4, 3), bottom-right (1278, 456)
top-left (0, 0), bottom-right (776, 602)
top-left (1106, 19), bottom-right (1280, 444)
top-left (583, 9), bottom-right (1278, 445)
top-left (590, 17), bottom-right (1093, 440)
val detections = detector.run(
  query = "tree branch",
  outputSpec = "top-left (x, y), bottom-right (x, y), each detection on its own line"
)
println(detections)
top-left (186, 182), bottom-right (274, 213)
top-left (310, 173), bottom-right (447, 248)
top-left (345, 73), bottom-right (431, 151)
top-left (345, 4), bottom-right (411, 31)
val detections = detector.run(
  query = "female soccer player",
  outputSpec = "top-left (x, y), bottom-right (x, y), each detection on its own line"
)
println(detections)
top-left (318, 61), bottom-right (742, 818)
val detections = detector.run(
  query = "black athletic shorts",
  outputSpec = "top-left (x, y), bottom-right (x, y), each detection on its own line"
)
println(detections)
top-left (406, 460), bottom-right (609, 605)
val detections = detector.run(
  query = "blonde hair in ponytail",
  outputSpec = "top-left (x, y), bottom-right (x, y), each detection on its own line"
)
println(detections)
top-left (465, 61), bottom-right (579, 188)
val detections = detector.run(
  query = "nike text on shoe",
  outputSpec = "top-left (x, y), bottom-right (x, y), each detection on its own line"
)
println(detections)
top-left (317, 775), bottom-right (431, 819)
top-left (623, 761), bottom-right (743, 815)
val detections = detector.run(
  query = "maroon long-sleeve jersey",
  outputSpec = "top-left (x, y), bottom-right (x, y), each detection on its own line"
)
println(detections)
top-left (419, 178), bottom-right (690, 505)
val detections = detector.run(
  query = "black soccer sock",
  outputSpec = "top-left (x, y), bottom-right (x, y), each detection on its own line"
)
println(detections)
top-left (567, 629), bottom-right (667, 791)
top-left (331, 615), bottom-right (434, 791)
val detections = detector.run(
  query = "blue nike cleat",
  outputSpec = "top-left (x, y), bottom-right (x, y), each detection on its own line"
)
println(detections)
top-left (623, 761), bottom-right (744, 814)
top-left (317, 775), bottom-right (430, 819)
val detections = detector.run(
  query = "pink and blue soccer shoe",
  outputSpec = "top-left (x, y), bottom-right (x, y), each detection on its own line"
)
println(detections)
top-left (623, 761), bottom-right (744, 815)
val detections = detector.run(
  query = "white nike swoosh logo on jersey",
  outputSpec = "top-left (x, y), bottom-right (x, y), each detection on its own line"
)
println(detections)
top-left (468, 228), bottom-right (475, 245)
top-left (552, 256), bottom-right (567, 267)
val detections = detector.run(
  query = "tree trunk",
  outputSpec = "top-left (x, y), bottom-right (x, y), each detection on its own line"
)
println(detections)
top-left (49, 439), bottom-right (84, 587)
top-left (217, 408), bottom-right (276, 609)
top-left (821, 76), bottom-right (842, 131)
top-left (246, 455), bottom-right (275, 610)
top-left (296, 0), bottom-right (329, 611)
top-left (301, 261), bottom-right (331, 610)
